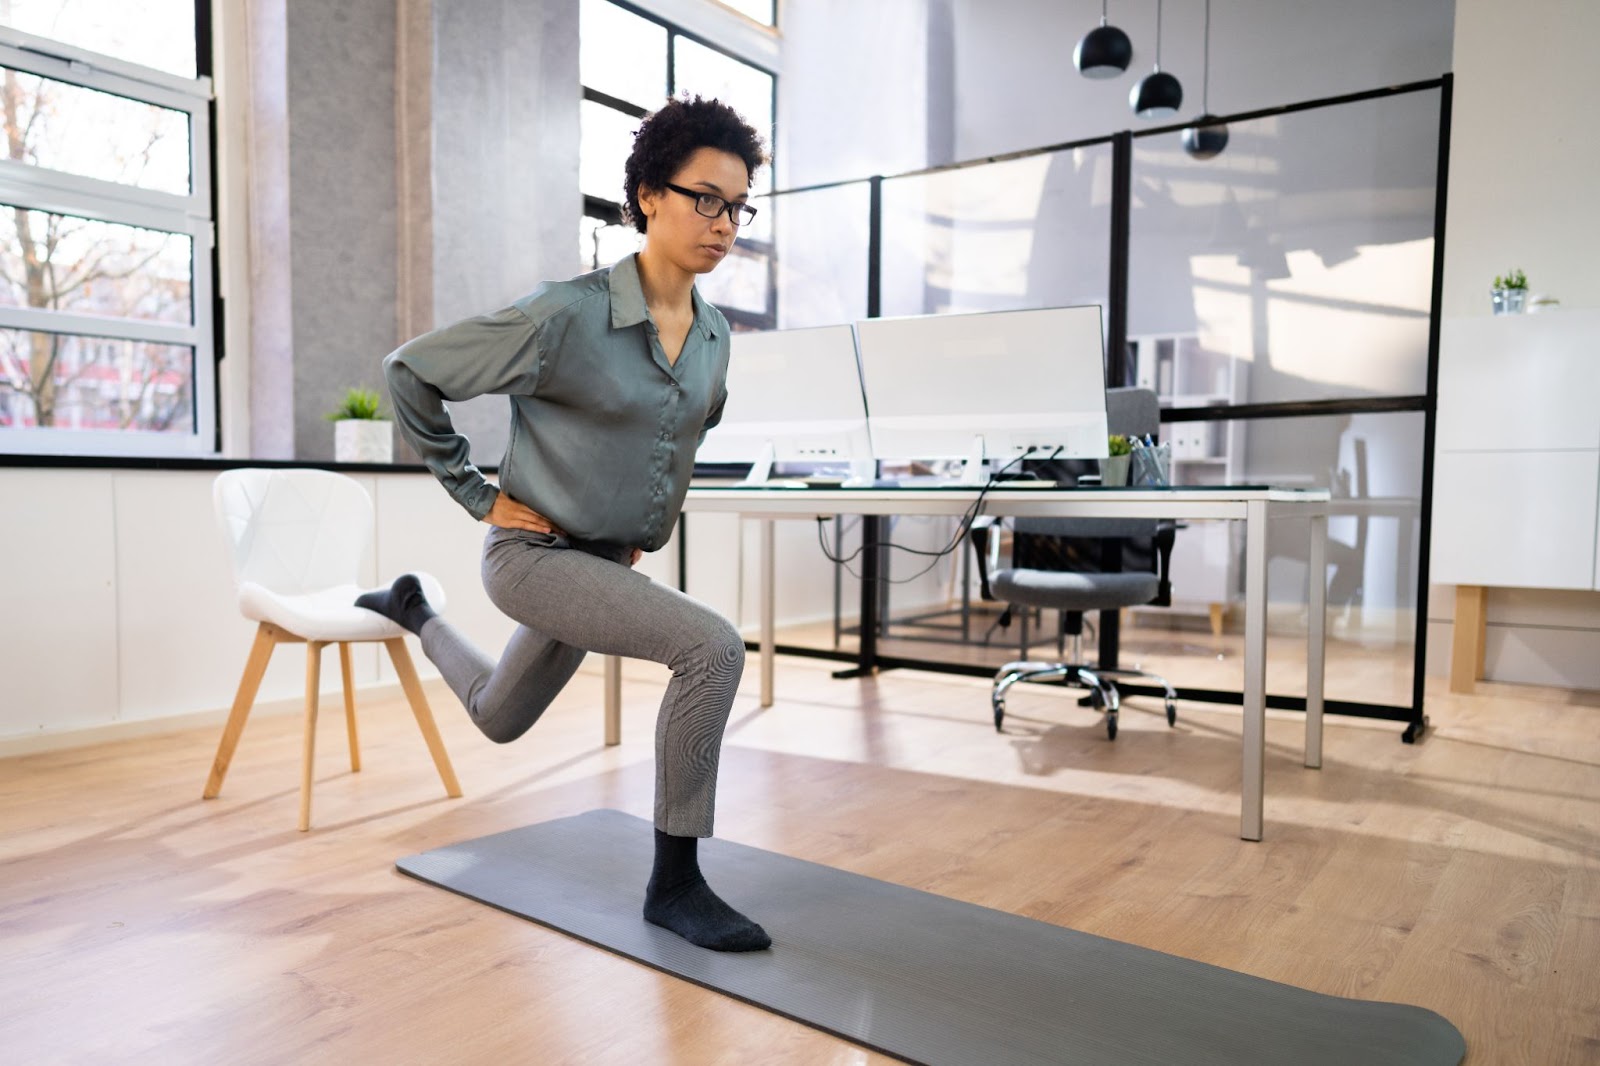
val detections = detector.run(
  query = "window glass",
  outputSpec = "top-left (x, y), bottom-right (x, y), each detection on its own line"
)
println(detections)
top-left (0, 207), bottom-right (192, 323)
top-left (1, 67), bottom-right (191, 195)
top-left (672, 38), bottom-right (773, 193)
top-left (0, 0), bottom-right (197, 78)
top-left (580, 214), bottom-right (640, 272)
top-left (579, 98), bottom-right (639, 203)
top-left (715, 0), bottom-right (775, 26)
top-left (579, 0), bottom-right (667, 109)
top-left (0, 329), bottom-right (193, 432)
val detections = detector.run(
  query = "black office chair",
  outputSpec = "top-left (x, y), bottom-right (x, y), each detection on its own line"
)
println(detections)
top-left (973, 387), bottom-right (1178, 740)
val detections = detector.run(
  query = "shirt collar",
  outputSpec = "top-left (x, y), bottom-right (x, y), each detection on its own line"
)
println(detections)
top-left (608, 253), bottom-right (718, 341)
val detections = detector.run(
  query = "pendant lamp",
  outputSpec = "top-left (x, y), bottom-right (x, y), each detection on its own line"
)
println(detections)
top-left (1074, 1), bottom-right (1133, 79)
top-left (1182, 0), bottom-right (1229, 158)
top-left (1130, 0), bottom-right (1182, 118)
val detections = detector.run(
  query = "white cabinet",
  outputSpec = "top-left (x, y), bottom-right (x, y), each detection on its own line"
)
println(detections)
top-left (1432, 311), bottom-right (1600, 591)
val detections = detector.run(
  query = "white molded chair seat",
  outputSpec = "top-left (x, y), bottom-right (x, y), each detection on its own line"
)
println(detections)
top-left (237, 574), bottom-right (446, 642)
top-left (206, 467), bottom-right (462, 830)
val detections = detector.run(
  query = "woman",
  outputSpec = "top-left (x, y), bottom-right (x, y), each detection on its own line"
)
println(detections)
top-left (356, 97), bottom-right (769, 953)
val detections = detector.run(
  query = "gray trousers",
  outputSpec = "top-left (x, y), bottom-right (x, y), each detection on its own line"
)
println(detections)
top-left (419, 527), bottom-right (745, 837)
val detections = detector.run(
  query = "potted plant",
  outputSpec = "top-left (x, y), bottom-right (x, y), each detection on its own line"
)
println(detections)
top-left (1100, 433), bottom-right (1132, 486)
top-left (1491, 268), bottom-right (1528, 315)
top-left (326, 387), bottom-right (393, 463)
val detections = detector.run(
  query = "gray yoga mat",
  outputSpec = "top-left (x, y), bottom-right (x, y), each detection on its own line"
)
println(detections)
top-left (396, 810), bottom-right (1464, 1066)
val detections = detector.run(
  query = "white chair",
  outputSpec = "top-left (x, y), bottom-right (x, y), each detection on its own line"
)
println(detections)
top-left (206, 467), bottom-right (462, 830)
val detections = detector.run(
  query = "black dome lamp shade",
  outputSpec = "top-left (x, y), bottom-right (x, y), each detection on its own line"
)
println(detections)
top-left (1130, 0), bottom-right (1182, 119)
top-left (1182, 0), bottom-right (1229, 159)
top-left (1074, 1), bottom-right (1133, 79)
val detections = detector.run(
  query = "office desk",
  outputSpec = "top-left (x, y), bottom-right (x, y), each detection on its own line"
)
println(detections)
top-left (603, 485), bottom-right (1330, 842)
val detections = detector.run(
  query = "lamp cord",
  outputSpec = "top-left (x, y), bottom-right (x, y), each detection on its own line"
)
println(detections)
top-left (1155, 0), bottom-right (1163, 71)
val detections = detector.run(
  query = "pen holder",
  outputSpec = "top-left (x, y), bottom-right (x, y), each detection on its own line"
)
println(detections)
top-left (1131, 441), bottom-right (1172, 487)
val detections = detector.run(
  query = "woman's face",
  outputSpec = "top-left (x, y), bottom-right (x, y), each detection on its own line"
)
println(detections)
top-left (637, 146), bottom-right (751, 276)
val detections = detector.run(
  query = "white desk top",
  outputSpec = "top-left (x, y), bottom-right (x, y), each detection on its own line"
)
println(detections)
top-left (684, 483), bottom-right (1330, 520)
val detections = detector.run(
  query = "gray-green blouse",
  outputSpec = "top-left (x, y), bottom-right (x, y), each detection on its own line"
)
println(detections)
top-left (383, 254), bottom-right (729, 553)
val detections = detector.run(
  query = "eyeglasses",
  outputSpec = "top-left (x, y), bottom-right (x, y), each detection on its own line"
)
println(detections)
top-left (664, 183), bottom-right (758, 227)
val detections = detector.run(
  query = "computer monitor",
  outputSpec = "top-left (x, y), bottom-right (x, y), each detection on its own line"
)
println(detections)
top-left (854, 305), bottom-right (1110, 471)
top-left (695, 324), bottom-right (873, 473)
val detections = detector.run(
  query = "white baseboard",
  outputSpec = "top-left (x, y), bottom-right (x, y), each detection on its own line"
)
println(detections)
top-left (0, 681), bottom-right (410, 759)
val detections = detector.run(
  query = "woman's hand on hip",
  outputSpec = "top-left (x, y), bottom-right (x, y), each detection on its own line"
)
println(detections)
top-left (484, 491), bottom-right (564, 535)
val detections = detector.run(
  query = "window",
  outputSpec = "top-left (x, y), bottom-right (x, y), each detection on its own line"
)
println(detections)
top-left (714, 0), bottom-right (775, 26)
top-left (0, 6), bottom-right (215, 457)
top-left (578, 0), bottom-right (775, 328)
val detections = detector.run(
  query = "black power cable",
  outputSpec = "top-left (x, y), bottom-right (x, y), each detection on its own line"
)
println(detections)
top-left (814, 445), bottom-right (1064, 584)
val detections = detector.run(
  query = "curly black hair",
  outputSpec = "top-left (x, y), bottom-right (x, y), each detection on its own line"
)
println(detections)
top-left (622, 95), bottom-right (767, 234)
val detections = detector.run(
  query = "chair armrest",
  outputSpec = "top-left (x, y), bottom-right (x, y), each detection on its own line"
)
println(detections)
top-left (1152, 520), bottom-right (1176, 607)
top-left (970, 521), bottom-right (996, 601)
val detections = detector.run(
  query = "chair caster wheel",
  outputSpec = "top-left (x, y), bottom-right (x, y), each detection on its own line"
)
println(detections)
top-left (993, 706), bottom-right (1005, 732)
top-left (1166, 700), bottom-right (1177, 727)
top-left (1106, 713), bottom-right (1118, 741)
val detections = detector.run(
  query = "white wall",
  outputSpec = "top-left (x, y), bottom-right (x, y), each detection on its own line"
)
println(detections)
top-left (1425, 0), bottom-right (1600, 689)
top-left (0, 468), bottom-right (948, 750)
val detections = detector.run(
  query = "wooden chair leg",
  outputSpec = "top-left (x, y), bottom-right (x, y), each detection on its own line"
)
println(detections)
top-left (299, 641), bottom-right (325, 832)
top-left (339, 642), bottom-right (361, 772)
top-left (1450, 585), bottom-right (1487, 694)
top-left (204, 623), bottom-right (278, 799)
top-left (384, 637), bottom-right (463, 798)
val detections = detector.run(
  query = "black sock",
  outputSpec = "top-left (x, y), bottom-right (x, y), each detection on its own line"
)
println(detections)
top-left (354, 574), bottom-right (437, 635)
top-left (643, 829), bottom-right (771, 952)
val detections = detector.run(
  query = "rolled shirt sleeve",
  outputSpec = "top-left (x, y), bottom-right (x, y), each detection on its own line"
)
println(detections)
top-left (697, 386), bottom-right (728, 448)
top-left (384, 304), bottom-right (543, 522)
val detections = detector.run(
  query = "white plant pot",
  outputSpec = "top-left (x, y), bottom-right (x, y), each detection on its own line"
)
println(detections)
top-left (334, 419), bottom-right (393, 464)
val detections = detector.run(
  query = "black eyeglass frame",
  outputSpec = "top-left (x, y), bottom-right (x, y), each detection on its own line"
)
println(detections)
top-left (663, 182), bottom-right (758, 226)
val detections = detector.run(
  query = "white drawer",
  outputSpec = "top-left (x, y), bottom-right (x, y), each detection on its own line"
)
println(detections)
top-left (1430, 449), bottom-right (1598, 589)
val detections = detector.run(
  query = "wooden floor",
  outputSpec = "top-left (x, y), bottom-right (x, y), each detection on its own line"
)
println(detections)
top-left (2, 657), bottom-right (1597, 1064)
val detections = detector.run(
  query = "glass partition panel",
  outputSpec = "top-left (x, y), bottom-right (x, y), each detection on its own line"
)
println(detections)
top-left (1128, 409), bottom-right (1423, 709)
top-left (879, 143), bottom-right (1113, 320)
top-left (767, 182), bottom-right (870, 329)
top-left (1128, 90), bottom-right (1441, 408)
top-left (761, 410), bottom-right (1422, 709)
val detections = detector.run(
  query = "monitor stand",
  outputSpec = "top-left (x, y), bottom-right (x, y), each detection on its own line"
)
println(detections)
top-left (959, 435), bottom-right (987, 486)
top-left (743, 441), bottom-right (776, 485)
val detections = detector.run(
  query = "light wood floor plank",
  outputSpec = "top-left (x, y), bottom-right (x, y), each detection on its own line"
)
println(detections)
top-left (1, 656), bottom-right (1597, 1063)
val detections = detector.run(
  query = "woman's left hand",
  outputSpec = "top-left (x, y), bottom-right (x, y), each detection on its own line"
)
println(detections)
top-left (629, 548), bottom-right (643, 567)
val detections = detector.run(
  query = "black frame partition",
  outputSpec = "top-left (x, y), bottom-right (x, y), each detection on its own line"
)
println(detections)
top-left (705, 75), bottom-right (1451, 743)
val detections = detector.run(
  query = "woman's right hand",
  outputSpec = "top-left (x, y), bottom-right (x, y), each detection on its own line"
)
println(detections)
top-left (484, 490), bottom-right (564, 535)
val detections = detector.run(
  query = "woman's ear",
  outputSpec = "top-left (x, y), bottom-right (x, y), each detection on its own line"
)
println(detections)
top-left (636, 184), bottom-right (658, 221)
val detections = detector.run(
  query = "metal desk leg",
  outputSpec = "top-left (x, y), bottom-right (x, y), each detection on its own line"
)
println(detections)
top-left (1306, 511), bottom-right (1327, 770)
top-left (604, 655), bottom-right (621, 745)
top-left (760, 519), bottom-right (775, 708)
top-left (1241, 499), bottom-right (1268, 842)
